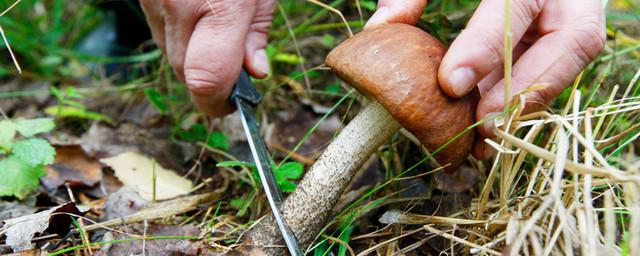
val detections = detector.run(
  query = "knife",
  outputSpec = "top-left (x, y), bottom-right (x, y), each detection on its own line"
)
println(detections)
top-left (230, 70), bottom-right (304, 256)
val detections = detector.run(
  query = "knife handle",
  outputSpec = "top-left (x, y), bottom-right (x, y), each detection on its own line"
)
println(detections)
top-left (230, 70), bottom-right (263, 106)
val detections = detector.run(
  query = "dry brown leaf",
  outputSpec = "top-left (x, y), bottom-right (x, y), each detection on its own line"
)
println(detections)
top-left (0, 202), bottom-right (86, 252)
top-left (41, 145), bottom-right (102, 189)
top-left (99, 152), bottom-right (193, 200)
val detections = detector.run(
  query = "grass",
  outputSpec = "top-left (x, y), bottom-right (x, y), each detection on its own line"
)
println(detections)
top-left (1, 0), bottom-right (639, 255)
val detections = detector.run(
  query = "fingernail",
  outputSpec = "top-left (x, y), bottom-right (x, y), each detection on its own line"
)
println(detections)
top-left (253, 49), bottom-right (270, 77)
top-left (448, 67), bottom-right (477, 96)
top-left (365, 7), bottom-right (389, 28)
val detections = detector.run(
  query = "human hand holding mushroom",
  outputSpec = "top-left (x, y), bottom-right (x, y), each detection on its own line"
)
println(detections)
top-left (368, 0), bottom-right (606, 160)
top-left (241, 23), bottom-right (477, 255)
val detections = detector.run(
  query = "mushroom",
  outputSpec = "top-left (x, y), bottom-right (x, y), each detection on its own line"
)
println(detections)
top-left (240, 23), bottom-right (478, 255)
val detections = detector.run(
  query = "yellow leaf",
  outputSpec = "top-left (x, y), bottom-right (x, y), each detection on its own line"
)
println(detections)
top-left (100, 152), bottom-right (193, 200)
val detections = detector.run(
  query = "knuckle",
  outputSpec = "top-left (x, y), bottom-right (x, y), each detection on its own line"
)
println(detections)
top-left (568, 17), bottom-right (606, 66)
top-left (477, 28), bottom-right (505, 65)
top-left (161, 0), bottom-right (211, 16)
top-left (528, 85), bottom-right (560, 105)
top-left (184, 65), bottom-right (234, 95)
top-left (515, 0), bottom-right (544, 18)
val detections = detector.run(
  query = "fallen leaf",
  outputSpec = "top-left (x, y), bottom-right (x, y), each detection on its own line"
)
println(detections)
top-left (99, 152), bottom-right (193, 200)
top-left (0, 202), bottom-right (86, 252)
top-left (83, 168), bottom-right (123, 198)
top-left (41, 145), bottom-right (102, 190)
top-left (80, 123), bottom-right (194, 171)
top-left (0, 201), bottom-right (37, 221)
top-left (99, 187), bottom-right (148, 222)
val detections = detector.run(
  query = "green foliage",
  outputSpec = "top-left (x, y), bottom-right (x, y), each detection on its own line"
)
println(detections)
top-left (11, 138), bottom-right (55, 166)
top-left (216, 160), bottom-right (304, 192)
top-left (274, 162), bottom-right (304, 192)
top-left (45, 106), bottom-right (110, 122)
top-left (0, 0), bottom-right (103, 79)
top-left (144, 87), bottom-right (170, 113)
top-left (0, 120), bottom-right (16, 150)
top-left (177, 124), bottom-right (230, 151)
top-left (46, 86), bottom-right (112, 122)
top-left (14, 118), bottom-right (56, 137)
top-left (0, 156), bottom-right (46, 199)
top-left (230, 198), bottom-right (245, 209)
top-left (621, 232), bottom-right (630, 256)
top-left (359, 0), bottom-right (376, 11)
top-left (0, 118), bottom-right (55, 199)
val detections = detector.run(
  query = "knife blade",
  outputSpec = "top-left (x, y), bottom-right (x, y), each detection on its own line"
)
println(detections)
top-left (230, 70), bottom-right (304, 256)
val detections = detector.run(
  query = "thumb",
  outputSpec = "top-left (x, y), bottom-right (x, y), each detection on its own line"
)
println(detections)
top-left (243, 1), bottom-right (275, 79)
top-left (438, 0), bottom-right (539, 98)
top-left (365, 0), bottom-right (427, 29)
top-left (184, 1), bottom-right (257, 117)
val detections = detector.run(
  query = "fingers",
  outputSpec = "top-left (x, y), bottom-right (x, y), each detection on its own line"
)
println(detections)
top-left (161, 1), bottom-right (203, 81)
top-left (184, 1), bottom-right (259, 117)
top-left (438, 0), bottom-right (544, 98)
top-left (475, 0), bottom-right (605, 138)
top-left (365, 0), bottom-right (426, 29)
top-left (244, 0), bottom-right (275, 78)
top-left (139, 0), bottom-right (166, 51)
top-left (477, 35), bottom-right (536, 96)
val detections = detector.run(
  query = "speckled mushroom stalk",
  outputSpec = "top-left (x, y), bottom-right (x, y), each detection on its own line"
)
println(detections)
top-left (239, 24), bottom-right (478, 255)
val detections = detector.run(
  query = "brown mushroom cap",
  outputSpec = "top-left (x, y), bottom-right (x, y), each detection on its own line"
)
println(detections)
top-left (325, 23), bottom-right (478, 170)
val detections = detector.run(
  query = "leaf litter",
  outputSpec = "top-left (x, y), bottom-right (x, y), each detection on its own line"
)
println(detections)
top-left (0, 202), bottom-right (86, 252)
top-left (41, 145), bottom-right (102, 190)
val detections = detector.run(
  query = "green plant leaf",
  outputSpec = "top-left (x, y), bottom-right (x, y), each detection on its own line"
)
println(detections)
top-left (216, 161), bottom-right (255, 169)
top-left (177, 124), bottom-right (208, 141)
top-left (217, 161), bottom-right (303, 192)
top-left (0, 120), bottom-right (16, 150)
top-left (0, 156), bottom-right (46, 199)
top-left (360, 0), bottom-right (377, 11)
top-left (325, 82), bottom-right (343, 94)
top-left (44, 106), bottom-right (112, 123)
top-left (178, 125), bottom-right (229, 151)
top-left (14, 118), bottom-right (55, 137)
top-left (274, 52), bottom-right (303, 65)
top-left (274, 162), bottom-right (304, 193)
top-left (11, 138), bottom-right (56, 166)
top-left (230, 197), bottom-right (250, 217)
top-left (144, 87), bottom-right (169, 113)
top-left (207, 132), bottom-right (230, 151)
top-left (230, 198), bottom-right (247, 209)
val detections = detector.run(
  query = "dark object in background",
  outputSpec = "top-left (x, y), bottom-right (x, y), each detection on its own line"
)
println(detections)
top-left (75, 0), bottom-right (152, 78)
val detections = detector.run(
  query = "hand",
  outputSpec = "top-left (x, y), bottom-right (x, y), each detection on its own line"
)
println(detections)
top-left (140, 0), bottom-right (276, 117)
top-left (366, 0), bottom-right (606, 160)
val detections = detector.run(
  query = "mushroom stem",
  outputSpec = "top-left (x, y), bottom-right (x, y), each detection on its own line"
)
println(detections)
top-left (242, 101), bottom-right (401, 255)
